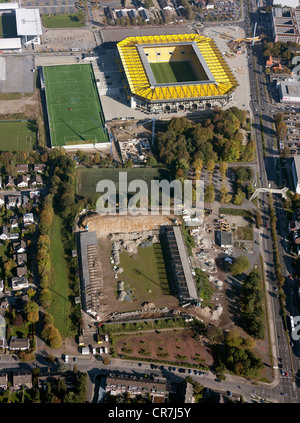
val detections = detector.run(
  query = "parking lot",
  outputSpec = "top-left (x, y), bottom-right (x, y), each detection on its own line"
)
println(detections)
top-left (21, 0), bottom-right (76, 15)
top-left (280, 111), bottom-right (300, 156)
top-left (0, 56), bottom-right (35, 93)
top-left (202, 25), bottom-right (251, 113)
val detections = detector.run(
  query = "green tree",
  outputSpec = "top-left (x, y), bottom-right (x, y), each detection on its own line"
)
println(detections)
top-left (229, 255), bottom-right (250, 276)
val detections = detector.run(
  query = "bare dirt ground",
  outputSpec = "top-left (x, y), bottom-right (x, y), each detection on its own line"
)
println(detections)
top-left (0, 93), bottom-right (40, 116)
top-left (84, 213), bottom-right (174, 238)
top-left (115, 328), bottom-right (214, 368)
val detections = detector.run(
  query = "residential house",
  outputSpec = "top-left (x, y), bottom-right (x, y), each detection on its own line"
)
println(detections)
top-left (12, 371), bottom-right (32, 389)
top-left (29, 191), bottom-right (40, 207)
top-left (22, 194), bottom-right (29, 208)
top-left (16, 175), bottom-right (29, 189)
top-left (161, 8), bottom-right (172, 22)
top-left (5, 176), bottom-right (15, 189)
top-left (0, 176), bottom-right (2, 189)
top-left (23, 213), bottom-right (34, 226)
top-left (139, 8), bottom-right (150, 21)
top-left (33, 164), bottom-right (45, 173)
top-left (9, 337), bottom-right (30, 351)
top-left (37, 372), bottom-right (76, 390)
top-left (16, 266), bottom-right (27, 277)
top-left (0, 195), bottom-right (5, 208)
top-left (14, 253), bottom-right (27, 266)
top-left (16, 164), bottom-right (28, 174)
top-left (0, 372), bottom-right (8, 390)
top-left (8, 232), bottom-right (19, 241)
top-left (0, 226), bottom-right (8, 241)
top-left (11, 276), bottom-right (28, 290)
top-left (29, 174), bottom-right (43, 187)
top-left (159, 0), bottom-right (173, 9)
top-left (12, 240), bottom-right (27, 253)
top-left (6, 195), bottom-right (22, 209)
top-left (0, 280), bottom-right (3, 292)
top-left (116, 8), bottom-right (126, 18)
top-left (9, 217), bottom-right (19, 229)
top-left (105, 372), bottom-right (169, 402)
top-left (128, 8), bottom-right (137, 18)
top-left (104, 6), bottom-right (115, 20)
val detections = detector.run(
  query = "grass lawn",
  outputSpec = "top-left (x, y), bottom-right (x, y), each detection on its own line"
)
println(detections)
top-left (236, 225), bottom-right (254, 240)
top-left (118, 243), bottom-right (170, 303)
top-left (10, 323), bottom-right (31, 339)
top-left (76, 167), bottom-right (171, 199)
top-left (0, 121), bottom-right (36, 151)
top-left (43, 64), bottom-right (108, 147)
top-left (150, 61), bottom-right (198, 84)
top-left (49, 215), bottom-right (73, 338)
top-left (42, 13), bottom-right (85, 28)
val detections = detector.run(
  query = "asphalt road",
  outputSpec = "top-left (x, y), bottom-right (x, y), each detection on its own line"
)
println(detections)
top-left (244, 0), bottom-right (300, 403)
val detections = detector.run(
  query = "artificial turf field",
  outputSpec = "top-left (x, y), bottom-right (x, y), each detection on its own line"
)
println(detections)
top-left (0, 121), bottom-right (36, 151)
top-left (43, 64), bottom-right (109, 147)
top-left (150, 60), bottom-right (199, 84)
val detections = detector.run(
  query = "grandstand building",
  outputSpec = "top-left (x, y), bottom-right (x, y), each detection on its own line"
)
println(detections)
top-left (0, 4), bottom-right (42, 51)
top-left (117, 34), bottom-right (238, 112)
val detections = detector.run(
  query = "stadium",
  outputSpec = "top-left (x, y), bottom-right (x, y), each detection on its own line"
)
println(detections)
top-left (117, 34), bottom-right (238, 113)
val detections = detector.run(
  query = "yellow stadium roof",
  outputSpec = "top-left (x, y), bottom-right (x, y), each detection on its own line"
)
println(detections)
top-left (117, 34), bottom-right (238, 103)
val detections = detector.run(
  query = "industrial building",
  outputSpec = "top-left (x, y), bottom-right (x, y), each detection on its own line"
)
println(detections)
top-left (271, 7), bottom-right (300, 43)
top-left (77, 231), bottom-right (102, 317)
top-left (104, 372), bottom-right (169, 403)
top-left (161, 225), bottom-right (198, 302)
top-left (292, 156), bottom-right (300, 193)
top-left (0, 4), bottom-right (42, 51)
top-left (278, 79), bottom-right (300, 103)
top-left (116, 34), bottom-right (238, 112)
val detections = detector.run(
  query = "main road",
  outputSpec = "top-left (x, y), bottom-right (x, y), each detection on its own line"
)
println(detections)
top-left (244, 0), bottom-right (300, 402)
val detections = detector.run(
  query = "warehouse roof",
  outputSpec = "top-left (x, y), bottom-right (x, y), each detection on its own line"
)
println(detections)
top-left (0, 38), bottom-right (22, 50)
top-left (15, 8), bottom-right (42, 36)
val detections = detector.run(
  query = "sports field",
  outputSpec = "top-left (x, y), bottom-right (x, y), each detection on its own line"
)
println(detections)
top-left (0, 121), bottom-right (36, 151)
top-left (76, 167), bottom-right (171, 199)
top-left (150, 61), bottom-right (198, 84)
top-left (43, 64), bottom-right (109, 147)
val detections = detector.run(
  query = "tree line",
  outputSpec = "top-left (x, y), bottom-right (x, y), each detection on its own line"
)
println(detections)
top-left (155, 107), bottom-right (255, 177)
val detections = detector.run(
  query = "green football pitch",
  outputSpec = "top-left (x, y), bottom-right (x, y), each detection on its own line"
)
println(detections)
top-left (150, 61), bottom-right (199, 84)
top-left (43, 64), bottom-right (109, 147)
top-left (0, 121), bottom-right (36, 151)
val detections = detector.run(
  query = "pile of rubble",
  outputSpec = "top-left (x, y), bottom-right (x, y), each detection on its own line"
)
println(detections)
top-left (111, 231), bottom-right (159, 260)
top-left (117, 281), bottom-right (126, 302)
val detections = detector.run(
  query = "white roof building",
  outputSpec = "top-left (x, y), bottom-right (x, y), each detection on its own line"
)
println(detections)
top-left (0, 38), bottom-right (22, 51)
top-left (292, 156), bottom-right (300, 194)
top-left (278, 79), bottom-right (300, 103)
top-left (15, 8), bottom-right (42, 46)
top-left (0, 3), bottom-right (19, 10)
top-left (275, 0), bottom-right (299, 7)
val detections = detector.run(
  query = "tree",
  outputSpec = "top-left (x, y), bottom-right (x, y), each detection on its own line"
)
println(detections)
top-left (42, 324), bottom-right (62, 349)
top-left (39, 288), bottom-right (52, 309)
top-left (219, 161), bottom-right (228, 178)
top-left (204, 184), bottom-right (215, 203)
top-left (206, 159), bottom-right (216, 179)
top-left (230, 255), bottom-right (250, 276)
